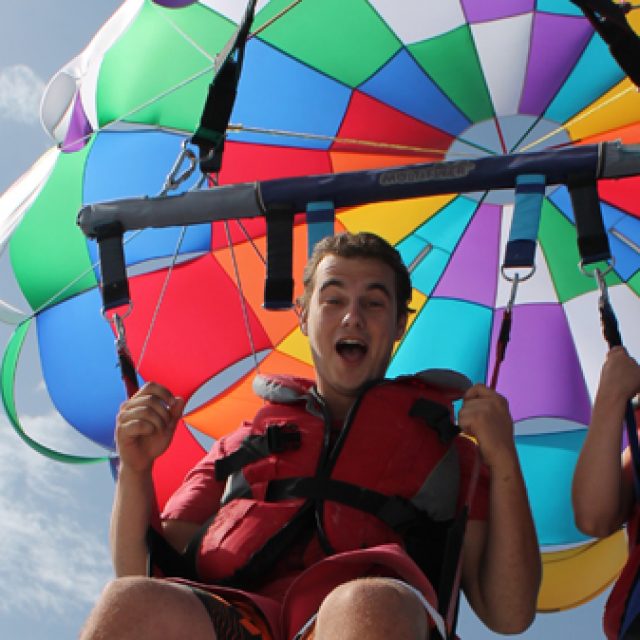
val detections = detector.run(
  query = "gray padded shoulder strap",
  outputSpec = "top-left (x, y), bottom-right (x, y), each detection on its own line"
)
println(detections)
top-left (413, 368), bottom-right (472, 400)
top-left (252, 373), bottom-right (313, 404)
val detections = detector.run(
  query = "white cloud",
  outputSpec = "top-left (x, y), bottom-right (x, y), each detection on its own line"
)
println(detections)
top-left (0, 411), bottom-right (113, 618)
top-left (0, 65), bottom-right (45, 125)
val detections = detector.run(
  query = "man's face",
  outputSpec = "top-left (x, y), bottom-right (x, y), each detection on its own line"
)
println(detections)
top-left (300, 254), bottom-right (407, 418)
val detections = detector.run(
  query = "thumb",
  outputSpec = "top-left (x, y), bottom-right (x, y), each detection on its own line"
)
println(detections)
top-left (169, 396), bottom-right (186, 420)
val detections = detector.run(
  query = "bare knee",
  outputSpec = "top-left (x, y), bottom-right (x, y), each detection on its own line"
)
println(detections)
top-left (315, 578), bottom-right (428, 640)
top-left (80, 577), bottom-right (216, 640)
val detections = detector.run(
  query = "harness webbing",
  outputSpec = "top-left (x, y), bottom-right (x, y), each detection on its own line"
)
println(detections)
top-left (191, 0), bottom-right (257, 173)
top-left (491, 174), bottom-right (544, 390)
top-left (264, 207), bottom-right (295, 309)
top-left (94, 222), bottom-right (130, 312)
top-left (214, 423), bottom-right (301, 481)
top-left (571, 182), bottom-right (640, 499)
top-left (265, 476), bottom-right (430, 531)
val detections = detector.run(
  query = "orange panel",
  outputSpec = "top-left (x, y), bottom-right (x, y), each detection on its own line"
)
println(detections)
top-left (330, 151), bottom-right (441, 173)
top-left (185, 350), bottom-right (315, 439)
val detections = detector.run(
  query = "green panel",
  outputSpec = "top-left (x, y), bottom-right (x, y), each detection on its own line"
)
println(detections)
top-left (0, 320), bottom-right (110, 464)
top-left (97, 1), bottom-right (235, 132)
top-left (253, 0), bottom-right (401, 87)
top-left (629, 270), bottom-right (640, 296)
top-left (409, 25), bottom-right (494, 123)
top-left (539, 199), bottom-right (620, 304)
top-left (9, 145), bottom-right (97, 313)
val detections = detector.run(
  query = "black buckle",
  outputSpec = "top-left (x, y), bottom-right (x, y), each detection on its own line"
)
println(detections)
top-left (266, 423), bottom-right (301, 453)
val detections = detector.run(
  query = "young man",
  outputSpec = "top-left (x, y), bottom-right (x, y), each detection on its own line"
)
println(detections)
top-left (80, 232), bottom-right (540, 640)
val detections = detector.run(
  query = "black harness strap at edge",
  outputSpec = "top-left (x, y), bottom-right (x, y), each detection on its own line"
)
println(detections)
top-left (95, 222), bottom-right (130, 312)
top-left (264, 206), bottom-right (295, 309)
top-left (570, 174), bottom-right (640, 498)
top-left (191, 0), bottom-right (258, 173)
top-left (568, 172), bottom-right (611, 265)
top-left (571, 1), bottom-right (640, 88)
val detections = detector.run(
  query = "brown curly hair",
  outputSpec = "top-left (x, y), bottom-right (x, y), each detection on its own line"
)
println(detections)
top-left (298, 231), bottom-right (412, 319)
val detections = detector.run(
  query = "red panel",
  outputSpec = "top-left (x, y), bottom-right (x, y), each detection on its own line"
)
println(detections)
top-left (600, 176), bottom-right (640, 218)
top-left (218, 141), bottom-right (333, 183)
top-left (124, 254), bottom-right (272, 399)
top-left (332, 91), bottom-right (454, 158)
top-left (152, 421), bottom-right (206, 510)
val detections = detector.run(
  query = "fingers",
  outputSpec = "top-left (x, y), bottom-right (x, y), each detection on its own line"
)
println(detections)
top-left (117, 382), bottom-right (183, 435)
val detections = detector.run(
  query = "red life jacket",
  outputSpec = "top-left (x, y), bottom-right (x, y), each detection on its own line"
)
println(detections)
top-left (181, 369), bottom-right (477, 599)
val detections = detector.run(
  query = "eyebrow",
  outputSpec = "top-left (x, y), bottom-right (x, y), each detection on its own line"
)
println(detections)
top-left (319, 279), bottom-right (392, 298)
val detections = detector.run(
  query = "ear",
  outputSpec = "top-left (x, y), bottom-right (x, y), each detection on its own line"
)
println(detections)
top-left (297, 301), bottom-right (308, 336)
top-left (394, 312), bottom-right (408, 342)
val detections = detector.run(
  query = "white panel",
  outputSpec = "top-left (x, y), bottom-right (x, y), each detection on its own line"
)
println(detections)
top-left (495, 204), bottom-right (561, 307)
top-left (515, 416), bottom-right (586, 437)
top-left (564, 284), bottom-right (640, 401)
top-left (41, 0), bottom-right (145, 138)
top-left (200, 0), bottom-right (273, 24)
top-left (471, 12), bottom-right (532, 116)
top-left (370, 0), bottom-right (466, 44)
top-left (0, 148), bottom-right (58, 251)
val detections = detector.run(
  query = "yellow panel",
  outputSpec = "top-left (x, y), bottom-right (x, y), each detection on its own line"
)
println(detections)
top-left (565, 79), bottom-right (640, 142)
top-left (537, 530), bottom-right (627, 612)
top-left (337, 195), bottom-right (456, 246)
top-left (277, 325), bottom-right (314, 366)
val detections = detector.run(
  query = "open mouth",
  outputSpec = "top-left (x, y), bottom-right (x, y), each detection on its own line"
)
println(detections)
top-left (336, 339), bottom-right (368, 362)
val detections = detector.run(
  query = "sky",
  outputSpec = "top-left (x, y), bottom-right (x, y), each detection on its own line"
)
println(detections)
top-left (0, 1), bottom-right (616, 638)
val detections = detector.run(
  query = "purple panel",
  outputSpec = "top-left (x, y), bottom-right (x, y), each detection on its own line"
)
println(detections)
top-left (461, 0), bottom-right (534, 23)
top-left (432, 203), bottom-right (501, 307)
top-left (487, 303), bottom-right (591, 424)
top-left (519, 14), bottom-right (593, 115)
top-left (152, 0), bottom-right (197, 7)
top-left (62, 94), bottom-right (92, 152)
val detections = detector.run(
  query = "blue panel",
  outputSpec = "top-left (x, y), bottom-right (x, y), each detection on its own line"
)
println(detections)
top-left (83, 130), bottom-right (211, 272)
top-left (388, 297), bottom-right (492, 383)
top-left (359, 49), bottom-right (470, 137)
top-left (516, 430), bottom-right (589, 546)
top-left (612, 213), bottom-right (640, 281)
top-left (548, 185), bottom-right (574, 222)
top-left (228, 39), bottom-right (352, 149)
top-left (413, 196), bottom-right (477, 252)
top-left (401, 244), bottom-right (450, 296)
top-left (36, 288), bottom-right (140, 450)
top-left (545, 35), bottom-right (626, 124)
top-left (536, 0), bottom-right (585, 16)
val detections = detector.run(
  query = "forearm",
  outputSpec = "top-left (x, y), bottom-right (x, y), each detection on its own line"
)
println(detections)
top-left (572, 390), bottom-right (628, 537)
top-left (110, 464), bottom-right (156, 577)
top-left (472, 455), bottom-right (541, 633)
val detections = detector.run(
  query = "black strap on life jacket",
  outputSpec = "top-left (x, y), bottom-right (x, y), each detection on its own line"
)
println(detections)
top-left (214, 422), bottom-right (301, 481)
top-left (409, 398), bottom-right (460, 444)
top-left (265, 476), bottom-right (434, 531)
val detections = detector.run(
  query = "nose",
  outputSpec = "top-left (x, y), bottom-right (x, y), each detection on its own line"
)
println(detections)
top-left (341, 302), bottom-right (363, 328)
